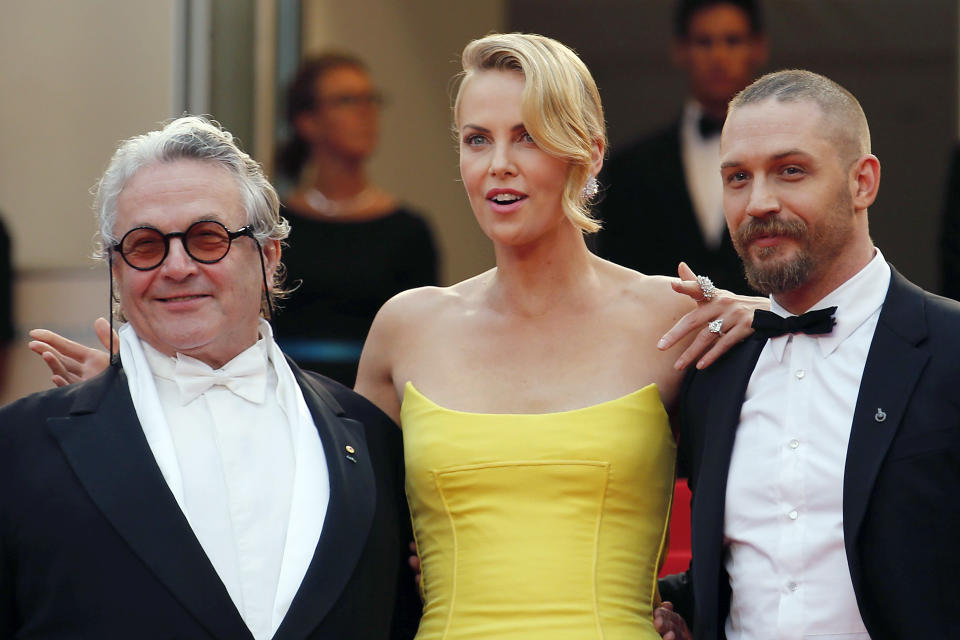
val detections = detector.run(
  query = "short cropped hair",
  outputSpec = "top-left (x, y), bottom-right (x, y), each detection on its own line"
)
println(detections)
top-left (674, 0), bottom-right (764, 38)
top-left (453, 33), bottom-right (607, 234)
top-left (93, 116), bottom-right (290, 298)
top-left (729, 69), bottom-right (871, 164)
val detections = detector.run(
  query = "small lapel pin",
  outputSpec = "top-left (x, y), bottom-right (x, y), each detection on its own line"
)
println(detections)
top-left (345, 444), bottom-right (358, 463)
top-left (874, 408), bottom-right (887, 423)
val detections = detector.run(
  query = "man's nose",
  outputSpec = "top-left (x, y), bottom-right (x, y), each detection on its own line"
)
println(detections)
top-left (745, 177), bottom-right (780, 218)
top-left (159, 238), bottom-right (198, 278)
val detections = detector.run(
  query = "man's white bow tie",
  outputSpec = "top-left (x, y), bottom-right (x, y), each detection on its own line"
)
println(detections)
top-left (173, 349), bottom-right (268, 405)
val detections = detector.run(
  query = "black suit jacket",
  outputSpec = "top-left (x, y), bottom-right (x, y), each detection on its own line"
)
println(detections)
top-left (597, 122), bottom-right (751, 294)
top-left (0, 359), bottom-right (420, 639)
top-left (664, 268), bottom-right (960, 639)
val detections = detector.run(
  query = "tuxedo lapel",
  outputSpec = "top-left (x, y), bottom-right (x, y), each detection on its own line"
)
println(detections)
top-left (688, 338), bottom-right (765, 632)
top-left (47, 366), bottom-right (252, 640)
top-left (692, 338), bottom-right (766, 529)
top-left (273, 363), bottom-right (377, 640)
top-left (843, 270), bottom-right (929, 586)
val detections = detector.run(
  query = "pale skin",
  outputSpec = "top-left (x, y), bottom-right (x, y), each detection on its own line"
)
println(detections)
top-left (720, 98), bottom-right (879, 313)
top-left (355, 70), bottom-right (760, 424)
top-left (28, 69), bottom-right (767, 640)
top-left (29, 74), bottom-right (763, 393)
top-left (29, 160), bottom-right (282, 379)
top-left (28, 265), bottom-right (759, 392)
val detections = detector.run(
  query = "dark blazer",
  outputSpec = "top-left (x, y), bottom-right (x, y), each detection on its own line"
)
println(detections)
top-left (596, 121), bottom-right (751, 294)
top-left (0, 359), bottom-right (420, 639)
top-left (664, 268), bottom-right (960, 639)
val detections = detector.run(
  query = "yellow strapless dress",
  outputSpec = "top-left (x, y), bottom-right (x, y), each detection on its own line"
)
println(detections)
top-left (401, 382), bottom-right (676, 640)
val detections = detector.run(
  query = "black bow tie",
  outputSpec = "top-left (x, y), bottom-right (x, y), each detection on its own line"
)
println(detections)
top-left (698, 114), bottom-right (724, 138)
top-left (752, 306), bottom-right (838, 339)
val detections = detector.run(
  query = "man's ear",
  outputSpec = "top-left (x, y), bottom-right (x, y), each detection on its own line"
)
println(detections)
top-left (851, 154), bottom-right (881, 211)
top-left (262, 239), bottom-right (282, 285)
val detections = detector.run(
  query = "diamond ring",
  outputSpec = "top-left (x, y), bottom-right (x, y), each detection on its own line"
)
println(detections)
top-left (697, 275), bottom-right (718, 300)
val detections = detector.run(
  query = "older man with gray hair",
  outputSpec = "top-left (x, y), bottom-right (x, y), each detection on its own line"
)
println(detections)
top-left (0, 117), bottom-right (418, 639)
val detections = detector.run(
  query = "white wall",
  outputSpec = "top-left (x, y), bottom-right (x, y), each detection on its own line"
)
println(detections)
top-left (0, 0), bottom-right (180, 402)
top-left (0, 0), bottom-right (179, 270)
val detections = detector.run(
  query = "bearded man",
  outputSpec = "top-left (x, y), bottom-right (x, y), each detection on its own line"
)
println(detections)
top-left (659, 69), bottom-right (960, 640)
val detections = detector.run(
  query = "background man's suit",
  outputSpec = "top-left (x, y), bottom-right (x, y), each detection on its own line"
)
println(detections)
top-left (668, 268), bottom-right (960, 639)
top-left (0, 359), bottom-right (420, 639)
top-left (597, 123), bottom-right (749, 294)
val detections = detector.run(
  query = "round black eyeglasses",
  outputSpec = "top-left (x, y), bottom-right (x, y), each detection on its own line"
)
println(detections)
top-left (112, 220), bottom-right (256, 271)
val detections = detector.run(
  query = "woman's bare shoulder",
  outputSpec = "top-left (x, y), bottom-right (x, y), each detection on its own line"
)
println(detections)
top-left (597, 259), bottom-right (696, 322)
top-left (372, 269), bottom-right (493, 331)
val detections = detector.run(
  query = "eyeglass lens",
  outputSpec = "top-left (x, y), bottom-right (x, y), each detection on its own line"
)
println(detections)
top-left (323, 92), bottom-right (384, 109)
top-left (119, 221), bottom-right (235, 270)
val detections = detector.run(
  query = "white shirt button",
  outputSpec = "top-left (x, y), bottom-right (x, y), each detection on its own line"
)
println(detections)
top-left (788, 581), bottom-right (799, 592)
top-left (795, 369), bottom-right (806, 379)
top-left (788, 509), bottom-right (798, 520)
top-left (789, 439), bottom-right (800, 449)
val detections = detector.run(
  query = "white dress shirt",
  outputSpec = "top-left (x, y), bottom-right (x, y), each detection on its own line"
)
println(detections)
top-left (723, 250), bottom-right (890, 640)
top-left (680, 100), bottom-right (726, 249)
top-left (119, 320), bottom-right (330, 640)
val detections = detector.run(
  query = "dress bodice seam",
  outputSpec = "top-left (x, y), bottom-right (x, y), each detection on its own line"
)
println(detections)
top-left (403, 381), bottom-right (662, 418)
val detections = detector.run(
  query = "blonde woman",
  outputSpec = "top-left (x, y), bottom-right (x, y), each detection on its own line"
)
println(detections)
top-left (355, 34), bottom-right (759, 639)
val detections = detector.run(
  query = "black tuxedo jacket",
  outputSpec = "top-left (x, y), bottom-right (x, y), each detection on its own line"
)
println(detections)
top-left (0, 359), bottom-right (420, 639)
top-left (596, 121), bottom-right (752, 294)
top-left (663, 268), bottom-right (960, 639)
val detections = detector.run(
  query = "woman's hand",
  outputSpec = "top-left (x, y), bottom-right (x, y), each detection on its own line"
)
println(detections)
top-left (28, 317), bottom-right (115, 387)
top-left (657, 263), bottom-right (768, 370)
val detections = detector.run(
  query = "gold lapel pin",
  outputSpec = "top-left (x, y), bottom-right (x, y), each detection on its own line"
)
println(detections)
top-left (345, 444), bottom-right (358, 463)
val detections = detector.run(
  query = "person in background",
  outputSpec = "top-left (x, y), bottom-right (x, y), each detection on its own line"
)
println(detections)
top-left (597, 0), bottom-right (767, 294)
top-left (275, 53), bottom-right (438, 386)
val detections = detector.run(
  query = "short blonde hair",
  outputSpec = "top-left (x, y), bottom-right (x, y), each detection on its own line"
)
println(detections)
top-left (454, 33), bottom-right (607, 233)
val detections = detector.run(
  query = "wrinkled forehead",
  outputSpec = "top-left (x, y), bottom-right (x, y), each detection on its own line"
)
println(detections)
top-left (721, 98), bottom-right (835, 159)
top-left (115, 159), bottom-right (246, 233)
